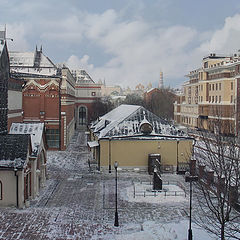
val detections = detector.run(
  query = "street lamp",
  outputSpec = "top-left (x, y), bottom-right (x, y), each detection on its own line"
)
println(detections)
top-left (185, 171), bottom-right (198, 240)
top-left (114, 161), bottom-right (119, 227)
top-left (177, 139), bottom-right (179, 173)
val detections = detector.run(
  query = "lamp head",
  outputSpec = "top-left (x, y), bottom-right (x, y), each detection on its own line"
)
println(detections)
top-left (114, 161), bottom-right (118, 169)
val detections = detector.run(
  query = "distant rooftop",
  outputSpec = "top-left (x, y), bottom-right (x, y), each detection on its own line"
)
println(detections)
top-left (9, 46), bottom-right (58, 77)
top-left (71, 69), bottom-right (95, 84)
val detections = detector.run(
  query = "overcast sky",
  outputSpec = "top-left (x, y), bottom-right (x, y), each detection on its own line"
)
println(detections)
top-left (1, 0), bottom-right (240, 88)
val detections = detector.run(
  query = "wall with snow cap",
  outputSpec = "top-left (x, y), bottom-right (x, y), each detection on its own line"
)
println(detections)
top-left (99, 138), bottom-right (192, 168)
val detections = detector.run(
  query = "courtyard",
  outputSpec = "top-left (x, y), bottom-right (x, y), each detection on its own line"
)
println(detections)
top-left (0, 131), bottom-right (215, 240)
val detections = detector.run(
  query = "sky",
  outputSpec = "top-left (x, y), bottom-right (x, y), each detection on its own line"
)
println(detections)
top-left (1, 0), bottom-right (240, 89)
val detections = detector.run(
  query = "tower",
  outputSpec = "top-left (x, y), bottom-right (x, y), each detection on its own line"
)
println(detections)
top-left (159, 71), bottom-right (163, 89)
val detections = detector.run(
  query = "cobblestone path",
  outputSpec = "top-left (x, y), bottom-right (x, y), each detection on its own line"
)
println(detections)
top-left (0, 131), bottom-right (189, 239)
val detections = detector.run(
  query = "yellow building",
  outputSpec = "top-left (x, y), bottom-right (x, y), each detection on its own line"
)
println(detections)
top-left (89, 104), bottom-right (193, 173)
top-left (174, 53), bottom-right (240, 135)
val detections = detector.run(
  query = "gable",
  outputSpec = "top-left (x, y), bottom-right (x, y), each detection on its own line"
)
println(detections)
top-left (10, 123), bottom-right (45, 156)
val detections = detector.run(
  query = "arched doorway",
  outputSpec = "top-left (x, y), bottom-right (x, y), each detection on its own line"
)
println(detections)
top-left (78, 106), bottom-right (87, 126)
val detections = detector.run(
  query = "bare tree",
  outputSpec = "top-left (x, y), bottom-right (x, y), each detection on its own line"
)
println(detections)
top-left (193, 115), bottom-right (240, 240)
top-left (145, 88), bottom-right (176, 120)
top-left (90, 97), bottom-right (114, 121)
top-left (123, 93), bottom-right (145, 106)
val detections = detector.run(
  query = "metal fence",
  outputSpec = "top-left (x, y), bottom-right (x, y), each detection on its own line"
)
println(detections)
top-left (133, 181), bottom-right (186, 198)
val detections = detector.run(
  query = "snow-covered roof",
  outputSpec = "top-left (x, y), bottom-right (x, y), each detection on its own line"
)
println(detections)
top-left (9, 50), bottom-right (58, 76)
top-left (91, 104), bottom-right (187, 139)
top-left (0, 134), bottom-right (30, 169)
top-left (146, 88), bottom-right (155, 93)
top-left (10, 123), bottom-right (44, 156)
top-left (87, 141), bottom-right (99, 148)
top-left (71, 69), bottom-right (95, 85)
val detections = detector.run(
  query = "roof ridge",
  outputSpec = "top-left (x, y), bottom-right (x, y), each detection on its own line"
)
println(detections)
top-left (102, 105), bottom-right (142, 137)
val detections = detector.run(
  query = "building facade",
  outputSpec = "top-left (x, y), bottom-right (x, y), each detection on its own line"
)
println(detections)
top-left (0, 31), bottom-right (46, 208)
top-left (174, 53), bottom-right (240, 135)
top-left (9, 48), bottom-right (77, 150)
top-left (89, 104), bottom-right (193, 172)
top-left (72, 69), bottom-right (102, 127)
top-left (9, 49), bottom-right (103, 149)
top-left (7, 76), bottom-right (24, 130)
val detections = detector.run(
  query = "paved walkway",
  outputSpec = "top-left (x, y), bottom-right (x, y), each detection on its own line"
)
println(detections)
top-left (0, 131), bottom-right (189, 239)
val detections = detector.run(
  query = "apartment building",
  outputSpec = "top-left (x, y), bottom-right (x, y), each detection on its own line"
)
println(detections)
top-left (174, 53), bottom-right (240, 135)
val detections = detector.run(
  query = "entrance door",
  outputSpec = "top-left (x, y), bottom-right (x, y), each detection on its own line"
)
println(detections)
top-left (79, 106), bottom-right (87, 125)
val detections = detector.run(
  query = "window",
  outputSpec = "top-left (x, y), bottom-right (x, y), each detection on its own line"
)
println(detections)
top-left (46, 129), bottom-right (60, 148)
top-left (215, 96), bottom-right (218, 103)
top-left (201, 85), bottom-right (203, 91)
top-left (212, 84), bottom-right (214, 91)
top-left (219, 83), bottom-right (221, 90)
top-left (201, 96), bottom-right (203, 102)
top-left (216, 83), bottom-right (218, 91)
top-left (0, 181), bottom-right (2, 200)
top-left (91, 92), bottom-right (96, 96)
top-left (212, 96), bottom-right (214, 103)
top-left (231, 82), bottom-right (233, 90)
top-left (231, 95), bottom-right (233, 103)
top-left (219, 95), bottom-right (221, 103)
top-left (209, 84), bottom-right (211, 91)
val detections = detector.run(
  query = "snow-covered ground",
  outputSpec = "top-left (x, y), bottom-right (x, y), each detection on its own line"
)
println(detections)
top-left (95, 220), bottom-right (217, 240)
top-left (0, 131), bottom-right (218, 239)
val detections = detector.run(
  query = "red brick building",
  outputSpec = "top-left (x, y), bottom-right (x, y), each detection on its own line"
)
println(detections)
top-left (144, 88), bottom-right (162, 106)
top-left (9, 48), bottom-right (101, 150)
top-left (9, 47), bottom-right (72, 150)
top-left (72, 69), bottom-right (101, 127)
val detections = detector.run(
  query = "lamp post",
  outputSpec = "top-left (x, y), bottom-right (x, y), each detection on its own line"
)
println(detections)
top-left (185, 172), bottom-right (198, 240)
top-left (114, 161), bottom-right (119, 227)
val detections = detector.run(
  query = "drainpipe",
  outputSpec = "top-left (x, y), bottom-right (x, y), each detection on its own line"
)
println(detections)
top-left (109, 137), bottom-right (112, 173)
top-left (14, 168), bottom-right (19, 208)
top-left (98, 145), bottom-right (100, 171)
top-left (59, 77), bottom-right (62, 150)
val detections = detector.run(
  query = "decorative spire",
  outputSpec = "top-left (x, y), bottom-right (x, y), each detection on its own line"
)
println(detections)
top-left (159, 71), bottom-right (163, 89)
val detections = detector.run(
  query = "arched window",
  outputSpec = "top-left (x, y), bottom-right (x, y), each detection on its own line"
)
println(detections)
top-left (0, 181), bottom-right (2, 200)
top-left (79, 107), bottom-right (87, 125)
